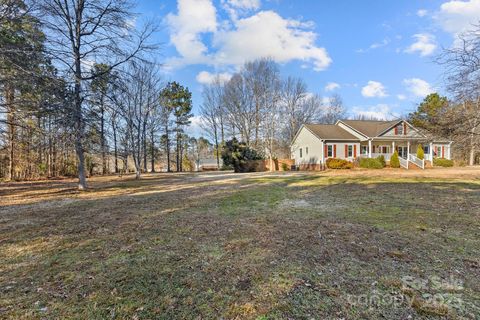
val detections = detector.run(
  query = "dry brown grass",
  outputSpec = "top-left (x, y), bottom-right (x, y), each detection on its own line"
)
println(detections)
top-left (1, 168), bottom-right (479, 319)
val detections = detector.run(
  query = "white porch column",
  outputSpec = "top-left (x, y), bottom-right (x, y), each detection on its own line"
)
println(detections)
top-left (321, 140), bottom-right (325, 164)
top-left (392, 141), bottom-right (395, 155)
top-left (448, 142), bottom-right (452, 160)
top-left (407, 141), bottom-right (410, 159)
top-left (429, 142), bottom-right (433, 161)
top-left (368, 140), bottom-right (372, 158)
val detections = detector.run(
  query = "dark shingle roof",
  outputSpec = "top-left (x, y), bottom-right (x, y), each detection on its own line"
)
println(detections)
top-left (304, 124), bottom-right (358, 140)
top-left (341, 120), bottom-right (400, 137)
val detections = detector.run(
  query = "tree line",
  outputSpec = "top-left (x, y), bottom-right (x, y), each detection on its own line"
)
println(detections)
top-left (0, 0), bottom-right (214, 188)
top-left (409, 25), bottom-right (480, 165)
top-left (2, 0), bottom-right (479, 189)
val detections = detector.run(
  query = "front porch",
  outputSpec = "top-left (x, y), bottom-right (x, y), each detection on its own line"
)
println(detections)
top-left (359, 140), bottom-right (451, 169)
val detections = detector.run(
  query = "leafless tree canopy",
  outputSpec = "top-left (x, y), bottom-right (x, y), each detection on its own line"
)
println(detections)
top-left (433, 24), bottom-right (480, 165)
top-left (200, 58), bottom-right (346, 159)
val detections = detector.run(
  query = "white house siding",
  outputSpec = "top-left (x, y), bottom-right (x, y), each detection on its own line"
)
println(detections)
top-left (432, 143), bottom-right (451, 159)
top-left (381, 121), bottom-right (423, 138)
top-left (291, 126), bottom-right (324, 166)
top-left (324, 141), bottom-right (361, 161)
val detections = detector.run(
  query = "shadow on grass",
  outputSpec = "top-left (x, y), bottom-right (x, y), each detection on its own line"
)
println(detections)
top-left (1, 173), bottom-right (479, 319)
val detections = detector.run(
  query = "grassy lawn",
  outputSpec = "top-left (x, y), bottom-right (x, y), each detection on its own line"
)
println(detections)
top-left (1, 169), bottom-right (479, 319)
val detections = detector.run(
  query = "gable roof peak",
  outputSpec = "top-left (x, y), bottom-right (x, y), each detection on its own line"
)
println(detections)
top-left (339, 119), bottom-right (402, 138)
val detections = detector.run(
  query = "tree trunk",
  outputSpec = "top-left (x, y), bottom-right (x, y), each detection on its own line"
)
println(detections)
top-left (469, 129), bottom-right (476, 166)
top-left (150, 129), bottom-right (155, 172)
top-left (176, 127), bottom-right (180, 172)
top-left (100, 100), bottom-right (106, 175)
top-left (73, 7), bottom-right (87, 190)
top-left (220, 114), bottom-right (225, 144)
top-left (165, 124), bottom-right (170, 172)
top-left (214, 124), bottom-right (220, 169)
top-left (134, 156), bottom-right (141, 179)
top-left (48, 115), bottom-right (52, 177)
top-left (112, 117), bottom-right (118, 174)
top-left (5, 85), bottom-right (15, 180)
top-left (255, 100), bottom-right (260, 149)
top-left (142, 120), bottom-right (147, 172)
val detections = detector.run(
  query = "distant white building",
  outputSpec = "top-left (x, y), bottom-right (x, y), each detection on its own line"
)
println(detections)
top-left (195, 158), bottom-right (223, 171)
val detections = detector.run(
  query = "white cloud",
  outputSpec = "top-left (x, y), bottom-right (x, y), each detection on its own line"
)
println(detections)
top-left (166, 1), bottom-right (332, 71)
top-left (324, 82), bottom-right (340, 92)
top-left (361, 81), bottom-right (388, 98)
top-left (185, 115), bottom-right (204, 138)
top-left (397, 94), bottom-right (407, 101)
top-left (356, 38), bottom-right (390, 53)
top-left (403, 78), bottom-right (434, 97)
top-left (224, 0), bottom-right (260, 10)
top-left (436, 0), bottom-right (480, 36)
top-left (221, 0), bottom-right (260, 20)
top-left (196, 71), bottom-right (232, 84)
top-left (321, 96), bottom-right (332, 105)
top-left (213, 11), bottom-right (331, 71)
top-left (351, 104), bottom-right (398, 120)
top-left (417, 9), bottom-right (428, 17)
top-left (166, 0), bottom-right (218, 65)
top-left (405, 33), bottom-right (437, 56)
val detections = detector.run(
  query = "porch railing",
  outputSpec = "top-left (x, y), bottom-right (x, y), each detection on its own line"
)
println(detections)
top-left (359, 153), bottom-right (392, 160)
top-left (399, 157), bottom-right (409, 169)
top-left (408, 154), bottom-right (425, 169)
top-left (424, 154), bottom-right (432, 161)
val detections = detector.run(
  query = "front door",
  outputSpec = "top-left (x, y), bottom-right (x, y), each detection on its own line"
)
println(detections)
top-left (397, 146), bottom-right (408, 159)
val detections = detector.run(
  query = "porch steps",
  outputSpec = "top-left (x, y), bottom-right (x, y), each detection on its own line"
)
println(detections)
top-left (408, 161), bottom-right (423, 170)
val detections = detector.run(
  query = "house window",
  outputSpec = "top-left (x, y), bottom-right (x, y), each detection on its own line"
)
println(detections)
top-left (396, 124), bottom-right (403, 135)
top-left (361, 145), bottom-right (368, 155)
top-left (306, 147), bottom-right (308, 155)
top-left (347, 145), bottom-right (353, 157)
top-left (378, 146), bottom-right (390, 154)
top-left (300, 148), bottom-right (302, 158)
top-left (423, 146), bottom-right (429, 154)
top-left (327, 145), bottom-right (333, 157)
top-left (436, 146), bottom-right (442, 157)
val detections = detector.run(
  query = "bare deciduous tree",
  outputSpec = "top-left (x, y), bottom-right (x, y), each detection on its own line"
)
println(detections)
top-left (199, 76), bottom-right (225, 168)
top-left (39, 0), bottom-right (156, 189)
top-left (436, 24), bottom-right (480, 165)
top-left (321, 93), bottom-right (346, 124)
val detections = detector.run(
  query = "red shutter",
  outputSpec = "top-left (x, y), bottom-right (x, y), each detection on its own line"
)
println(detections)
top-left (345, 145), bottom-right (348, 158)
top-left (354, 145), bottom-right (357, 157)
top-left (333, 145), bottom-right (337, 158)
top-left (394, 126), bottom-right (398, 135)
top-left (403, 122), bottom-right (407, 135)
top-left (442, 146), bottom-right (445, 158)
top-left (324, 144), bottom-right (327, 157)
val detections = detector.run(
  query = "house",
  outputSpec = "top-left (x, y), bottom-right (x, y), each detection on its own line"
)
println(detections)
top-left (291, 119), bottom-right (452, 170)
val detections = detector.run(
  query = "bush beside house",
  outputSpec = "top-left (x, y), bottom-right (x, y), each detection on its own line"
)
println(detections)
top-left (433, 158), bottom-right (454, 167)
top-left (326, 158), bottom-right (353, 169)
top-left (417, 145), bottom-right (424, 160)
top-left (377, 155), bottom-right (386, 167)
top-left (359, 156), bottom-right (385, 169)
top-left (390, 151), bottom-right (400, 168)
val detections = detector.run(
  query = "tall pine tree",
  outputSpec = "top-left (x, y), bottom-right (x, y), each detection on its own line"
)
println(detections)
top-left (160, 82), bottom-right (192, 172)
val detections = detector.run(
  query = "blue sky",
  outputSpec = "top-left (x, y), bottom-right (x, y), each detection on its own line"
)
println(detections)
top-left (135, 0), bottom-right (480, 131)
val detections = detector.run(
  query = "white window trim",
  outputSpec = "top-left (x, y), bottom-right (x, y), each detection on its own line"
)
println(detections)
top-left (347, 145), bottom-right (353, 157)
top-left (327, 145), bottom-right (333, 158)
